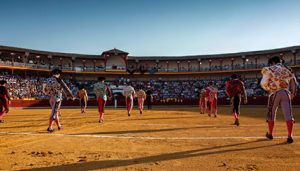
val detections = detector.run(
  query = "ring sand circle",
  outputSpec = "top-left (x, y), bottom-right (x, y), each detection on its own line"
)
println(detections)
top-left (0, 131), bottom-right (299, 141)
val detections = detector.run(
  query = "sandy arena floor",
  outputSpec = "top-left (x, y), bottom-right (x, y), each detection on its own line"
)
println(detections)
top-left (0, 106), bottom-right (300, 171)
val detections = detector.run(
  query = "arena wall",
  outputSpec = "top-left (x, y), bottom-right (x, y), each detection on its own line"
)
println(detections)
top-left (10, 96), bottom-right (300, 108)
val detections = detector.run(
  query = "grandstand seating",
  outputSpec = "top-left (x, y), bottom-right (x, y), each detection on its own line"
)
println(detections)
top-left (0, 45), bottom-right (299, 106)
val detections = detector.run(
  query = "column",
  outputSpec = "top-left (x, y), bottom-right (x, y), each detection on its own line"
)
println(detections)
top-left (36, 55), bottom-right (41, 67)
top-left (59, 58), bottom-right (63, 69)
top-left (255, 57), bottom-right (258, 68)
top-left (24, 52), bottom-right (29, 67)
top-left (71, 57), bottom-right (75, 71)
top-left (135, 59), bottom-right (139, 69)
top-left (48, 55), bottom-right (52, 69)
top-left (280, 53), bottom-right (284, 59)
top-left (22, 55), bottom-right (25, 67)
top-left (166, 61), bottom-right (169, 72)
top-left (93, 59), bottom-right (96, 72)
top-left (82, 59), bottom-right (86, 71)
top-left (242, 55), bottom-right (246, 69)
top-left (11, 54), bottom-right (15, 66)
top-left (198, 59), bottom-right (201, 72)
top-left (292, 50), bottom-right (297, 65)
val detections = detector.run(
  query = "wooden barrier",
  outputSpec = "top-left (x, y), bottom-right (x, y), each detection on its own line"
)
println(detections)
top-left (10, 96), bottom-right (300, 107)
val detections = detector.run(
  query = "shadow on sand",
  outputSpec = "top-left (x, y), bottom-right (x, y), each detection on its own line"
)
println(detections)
top-left (23, 139), bottom-right (285, 171)
top-left (69, 125), bottom-right (233, 135)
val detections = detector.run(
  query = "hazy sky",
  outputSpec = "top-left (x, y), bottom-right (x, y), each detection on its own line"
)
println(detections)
top-left (1, 0), bottom-right (300, 56)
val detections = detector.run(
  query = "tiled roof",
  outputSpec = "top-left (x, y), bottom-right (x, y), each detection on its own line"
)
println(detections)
top-left (1, 45), bottom-right (299, 61)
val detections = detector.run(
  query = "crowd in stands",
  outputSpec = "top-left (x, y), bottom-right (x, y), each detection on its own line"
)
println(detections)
top-left (127, 63), bottom-right (273, 74)
top-left (3, 73), bottom-right (299, 101)
top-left (110, 77), bottom-right (269, 100)
top-left (0, 75), bottom-right (45, 100)
top-left (0, 73), bottom-right (77, 100)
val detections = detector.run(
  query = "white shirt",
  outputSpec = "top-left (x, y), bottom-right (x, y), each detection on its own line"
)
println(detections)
top-left (123, 86), bottom-right (135, 97)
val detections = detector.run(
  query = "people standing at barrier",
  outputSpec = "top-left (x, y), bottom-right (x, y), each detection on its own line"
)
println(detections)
top-left (0, 80), bottom-right (10, 123)
top-left (77, 86), bottom-right (88, 113)
top-left (261, 56), bottom-right (298, 143)
top-left (146, 88), bottom-right (153, 110)
top-left (123, 83), bottom-right (136, 116)
top-left (198, 86), bottom-right (207, 114)
top-left (136, 86), bottom-right (146, 114)
top-left (205, 81), bottom-right (218, 117)
top-left (42, 69), bottom-right (75, 133)
top-left (93, 77), bottom-right (112, 123)
top-left (114, 94), bottom-right (118, 108)
top-left (226, 74), bottom-right (247, 126)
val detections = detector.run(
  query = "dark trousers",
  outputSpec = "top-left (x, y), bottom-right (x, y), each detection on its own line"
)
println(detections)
top-left (232, 95), bottom-right (241, 115)
top-left (146, 97), bottom-right (152, 109)
top-left (0, 97), bottom-right (9, 116)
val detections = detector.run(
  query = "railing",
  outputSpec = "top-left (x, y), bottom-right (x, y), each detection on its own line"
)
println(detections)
top-left (0, 61), bottom-right (12, 65)
top-left (9, 96), bottom-right (300, 107)
top-left (155, 64), bottom-right (272, 72)
top-left (13, 62), bottom-right (26, 67)
top-left (0, 61), bottom-right (299, 73)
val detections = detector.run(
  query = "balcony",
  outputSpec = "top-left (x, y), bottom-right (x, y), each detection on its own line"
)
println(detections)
top-left (0, 60), bottom-right (299, 74)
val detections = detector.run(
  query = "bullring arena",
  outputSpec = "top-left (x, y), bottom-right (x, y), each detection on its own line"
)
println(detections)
top-left (0, 45), bottom-right (300, 170)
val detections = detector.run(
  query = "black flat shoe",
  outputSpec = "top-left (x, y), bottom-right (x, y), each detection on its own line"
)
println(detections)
top-left (58, 125), bottom-right (64, 130)
top-left (47, 128), bottom-right (54, 133)
top-left (265, 132), bottom-right (273, 140)
top-left (287, 137), bottom-right (294, 144)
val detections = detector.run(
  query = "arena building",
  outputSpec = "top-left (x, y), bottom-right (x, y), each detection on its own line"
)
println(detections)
top-left (0, 45), bottom-right (299, 106)
top-left (0, 45), bottom-right (300, 78)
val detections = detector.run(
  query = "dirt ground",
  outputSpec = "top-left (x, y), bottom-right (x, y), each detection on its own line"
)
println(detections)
top-left (0, 105), bottom-right (300, 171)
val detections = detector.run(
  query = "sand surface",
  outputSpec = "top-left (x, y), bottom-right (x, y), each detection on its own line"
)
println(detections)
top-left (0, 106), bottom-right (300, 171)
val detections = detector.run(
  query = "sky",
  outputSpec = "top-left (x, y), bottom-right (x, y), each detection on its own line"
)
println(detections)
top-left (1, 0), bottom-right (300, 56)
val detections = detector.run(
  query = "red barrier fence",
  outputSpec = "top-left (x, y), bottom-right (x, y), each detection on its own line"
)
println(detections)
top-left (10, 96), bottom-right (300, 108)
